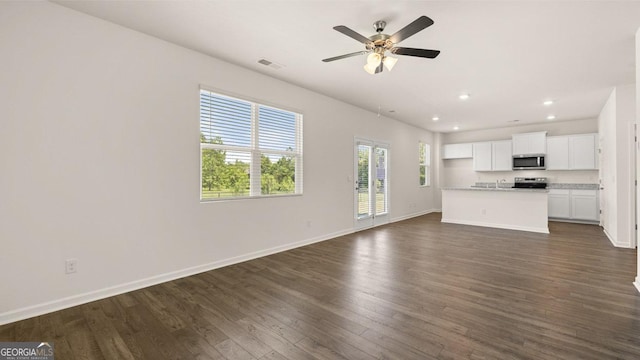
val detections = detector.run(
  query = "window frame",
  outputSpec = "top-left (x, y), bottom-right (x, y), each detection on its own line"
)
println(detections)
top-left (419, 141), bottom-right (431, 187)
top-left (199, 87), bottom-right (303, 202)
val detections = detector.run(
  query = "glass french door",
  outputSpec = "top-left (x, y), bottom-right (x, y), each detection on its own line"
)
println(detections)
top-left (355, 139), bottom-right (389, 230)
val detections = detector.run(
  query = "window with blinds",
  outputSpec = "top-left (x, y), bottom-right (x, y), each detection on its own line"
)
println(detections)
top-left (419, 142), bottom-right (430, 186)
top-left (200, 89), bottom-right (303, 200)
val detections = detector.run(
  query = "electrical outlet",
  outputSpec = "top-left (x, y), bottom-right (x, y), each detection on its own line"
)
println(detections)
top-left (65, 259), bottom-right (78, 274)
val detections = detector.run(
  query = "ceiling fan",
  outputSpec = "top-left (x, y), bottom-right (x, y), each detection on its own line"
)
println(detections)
top-left (322, 16), bottom-right (440, 75)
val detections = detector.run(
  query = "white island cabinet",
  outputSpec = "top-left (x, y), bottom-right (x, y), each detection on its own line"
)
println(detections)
top-left (442, 188), bottom-right (549, 233)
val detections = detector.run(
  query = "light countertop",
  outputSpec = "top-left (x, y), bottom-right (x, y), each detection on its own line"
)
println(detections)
top-left (442, 187), bottom-right (549, 193)
top-left (472, 182), bottom-right (598, 190)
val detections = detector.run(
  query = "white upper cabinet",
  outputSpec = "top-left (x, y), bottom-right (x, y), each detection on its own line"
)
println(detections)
top-left (569, 134), bottom-right (598, 170)
top-left (447, 131), bottom-right (598, 171)
top-left (472, 142), bottom-right (492, 171)
top-left (492, 140), bottom-right (512, 171)
top-left (545, 133), bottom-right (598, 170)
top-left (546, 136), bottom-right (570, 170)
top-left (512, 131), bottom-right (547, 155)
top-left (473, 140), bottom-right (512, 171)
top-left (442, 143), bottom-right (473, 159)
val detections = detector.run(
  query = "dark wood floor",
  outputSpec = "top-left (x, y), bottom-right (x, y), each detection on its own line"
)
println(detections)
top-left (2, 213), bottom-right (639, 359)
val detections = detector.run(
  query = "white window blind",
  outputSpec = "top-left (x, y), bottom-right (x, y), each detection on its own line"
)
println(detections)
top-left (200, 89), bottom-right (303, 200)
top-left (419, 142), bottom-right (430, 186)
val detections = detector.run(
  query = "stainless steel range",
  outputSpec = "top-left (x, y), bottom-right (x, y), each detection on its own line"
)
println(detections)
top-left (513, 177), bottom-right (547, 189)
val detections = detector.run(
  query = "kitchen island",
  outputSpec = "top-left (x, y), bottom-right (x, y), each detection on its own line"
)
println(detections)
top-left (441, 187), bottom-right (549, 233)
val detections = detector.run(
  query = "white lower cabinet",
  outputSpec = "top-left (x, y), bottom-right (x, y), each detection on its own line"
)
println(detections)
top-left (548, 189), bottom-right (599, 222)
top-left (571, 190), bottom-right (599, 221)
top-left (548, 189), bottom-right (571, 218)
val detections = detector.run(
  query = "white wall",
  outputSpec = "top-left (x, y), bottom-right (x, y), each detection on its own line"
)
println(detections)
top-left (440, 119), bottom-right (600, 188)
top-left (599, 89), bottom-right (618, 243)
top-left (0, 2), bottom-right (438, 324)
top-left (598, 85), bottom-right (636, 248)
top-left (615, 84), bottom-right (636, 248)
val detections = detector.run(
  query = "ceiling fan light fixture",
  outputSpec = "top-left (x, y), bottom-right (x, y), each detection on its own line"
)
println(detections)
top-left (363, 63), bottom-right (378, 75)
top-left (382, 56), bottom-right (398, 71)
top-left (366, 52), bottom-right (382, 66)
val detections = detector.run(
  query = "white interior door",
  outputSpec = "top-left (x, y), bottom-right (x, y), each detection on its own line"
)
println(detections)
top-left (355, 139), bottom-right (389, 230)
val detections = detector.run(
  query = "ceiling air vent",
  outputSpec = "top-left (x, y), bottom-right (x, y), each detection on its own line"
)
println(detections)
top-left (258, 58), bottom-right (284, 70)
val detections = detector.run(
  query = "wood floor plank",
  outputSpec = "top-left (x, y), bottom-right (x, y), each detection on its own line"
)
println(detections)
top-left (1, 213), bottom-right (638, 359)
top-left (214, 338), bottom-right (256, 360)
top-left (82, 302), bottom-right (136, 360)
top-left (171, 327), bottom-right (226, 360)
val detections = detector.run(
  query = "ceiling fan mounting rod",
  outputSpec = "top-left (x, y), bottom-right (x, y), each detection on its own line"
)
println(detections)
top-left (373, 20), bottom-right (386, 33)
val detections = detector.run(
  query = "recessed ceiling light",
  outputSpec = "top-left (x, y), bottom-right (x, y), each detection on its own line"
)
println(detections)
top-left (547, 115), bottom-right (556, 120)
top-left (432, 116), bottom-right (439, 121)
top-left (543, 100), bottom-right (554, 106)
top-left (459, 94), bottom-right (470, 100)
top-left (453, 126), bottom-right (459, 130)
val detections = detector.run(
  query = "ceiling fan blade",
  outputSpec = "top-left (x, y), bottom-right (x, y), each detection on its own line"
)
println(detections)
top-left (391, 47), bottom-right (440, 58)
top-left (389, 16), bottom-right (434, 44)
top-left (322, 51), bottom-right (369, 62)
top-left (333, 25), bottom-right (373, 45)
top-left (375, 62), bottom-right (383, 74)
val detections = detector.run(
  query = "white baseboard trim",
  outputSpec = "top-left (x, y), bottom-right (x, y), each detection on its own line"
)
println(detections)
top-left (390, 208), bottom-right (439, 223)
top-left (634, 278), bottom-right (640, 294)
top-left (0, 227), bottom-right (354, 326)
top-left (548, 218), bottom-right (600, 225)
top-left (441, 218), bottom-right (549, 234)
top-left (603, 228), bottom-right (633, 248)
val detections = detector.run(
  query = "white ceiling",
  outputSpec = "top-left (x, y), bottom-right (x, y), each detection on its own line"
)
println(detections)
top-left (54, 1), bottom-right (640, 133)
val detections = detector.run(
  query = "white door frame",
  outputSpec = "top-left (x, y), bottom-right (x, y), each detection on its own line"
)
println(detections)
top-left (633, 123), bottom-right (638, 248)
top-left (354, 138), bottom-right (390, 231)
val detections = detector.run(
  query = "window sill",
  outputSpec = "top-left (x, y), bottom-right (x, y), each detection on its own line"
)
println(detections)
top-left (200, 193), bottom-right (303, 203)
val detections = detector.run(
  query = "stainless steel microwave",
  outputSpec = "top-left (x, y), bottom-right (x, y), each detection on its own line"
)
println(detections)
top-left (512, 154), bottom-right (545, 170)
